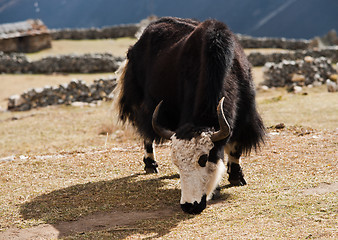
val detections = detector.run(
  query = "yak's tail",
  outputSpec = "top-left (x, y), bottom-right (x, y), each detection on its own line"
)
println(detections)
top-left (112, 59), bottom-right (128, 121)
top-left (194, 20), bottom-right (235, 120)
top-left (205, 20), bottom-right (234, 102)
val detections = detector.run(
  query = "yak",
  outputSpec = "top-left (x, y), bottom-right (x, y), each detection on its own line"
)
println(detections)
top-left (117, 17), bottom-right (265, 214)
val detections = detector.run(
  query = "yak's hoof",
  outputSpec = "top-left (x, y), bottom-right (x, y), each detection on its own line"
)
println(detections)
top-left (145, 166), bottom-right (158, 174)
top-left (228, 177), bottom-right (247, 186)
top-left (143, 157), bottom-right (158, 174)
top-left (211, 187), bottom-right (221, 200)
top-left (228, 163), bottom-right (247, 186)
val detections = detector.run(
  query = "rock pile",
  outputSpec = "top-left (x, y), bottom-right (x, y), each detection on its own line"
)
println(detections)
top-left (262, 57), bottom-right (337, 87)
top-left (8, 77), bottom-right (117, 111)
top-left (248, 47), bottom-right (338, 66)
top-left (0, 52), bottom-right (123, 73)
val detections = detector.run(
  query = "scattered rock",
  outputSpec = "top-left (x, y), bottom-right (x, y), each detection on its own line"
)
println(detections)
top-left (287, 85), bottom-right (303, 94)
top-left (326, 79), bottom-right (338, 92)
top-left (275, 123), bottom-right (285, 129)
top-left (304, 56), bottom-right (314, 63)
top-left (291, 73), bottom-right (306, 83)
top-left (257, 85), bottom-right (270, 91)
top-left (0, 156), bottom-right (15, 162)
top-left (329, 74), bottom-right (338, 82)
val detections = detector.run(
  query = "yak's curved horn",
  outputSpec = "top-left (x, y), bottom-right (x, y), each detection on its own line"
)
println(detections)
top-left (152, 101), bottom-right (175, 140)
top-left (210, 97), bottom-right (231, 142)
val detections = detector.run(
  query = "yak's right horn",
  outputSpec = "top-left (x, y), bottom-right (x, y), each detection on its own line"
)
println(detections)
top-left (210, 97), bottom-right (231, 142)
top-left (152, 101), bottom-right (175, 140)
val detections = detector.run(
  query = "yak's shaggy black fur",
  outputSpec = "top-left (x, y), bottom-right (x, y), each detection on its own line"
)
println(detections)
top-left (118, 17), bottom-right (265, 154)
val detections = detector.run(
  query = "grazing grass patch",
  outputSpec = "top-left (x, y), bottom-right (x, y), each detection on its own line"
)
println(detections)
top-left (257, 85), bottom-right (338, 130)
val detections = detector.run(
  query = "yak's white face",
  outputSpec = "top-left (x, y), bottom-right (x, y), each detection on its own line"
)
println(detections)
top-left (171, 132), bottom-right (225, 214)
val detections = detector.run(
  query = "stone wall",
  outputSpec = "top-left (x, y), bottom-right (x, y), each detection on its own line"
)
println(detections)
top-left (237, 34), bottom-right (310, 50)
top-left (0, 52), bottom-right (122, 73)
top-left (50, 23), bottom-right (312, 50)
top-left (8, 77), bottom-right (117, 111)
top-left (51, 24), bottom-right (140, 40)
top-left (262, 57), bottom-right (337, 87)
top-left (248, 47), bottom-right (338, 66)
top-left (0, 52), bottom-right (28, 73)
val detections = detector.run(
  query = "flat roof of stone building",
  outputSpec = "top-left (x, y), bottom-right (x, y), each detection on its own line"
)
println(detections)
top-left (0, 19), bottom-right (49, 39)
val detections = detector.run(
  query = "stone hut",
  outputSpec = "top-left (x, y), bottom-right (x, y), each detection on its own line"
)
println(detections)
top-left (0, 19), bottom-right (51, 53)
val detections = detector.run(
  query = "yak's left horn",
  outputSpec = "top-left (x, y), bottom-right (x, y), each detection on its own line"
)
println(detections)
top-left (210, 97), bottom-right (231, 142)
top-left (152, 101), bottom-right (175, 140)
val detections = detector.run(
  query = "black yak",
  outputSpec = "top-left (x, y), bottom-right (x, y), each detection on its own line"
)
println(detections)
top-left (117, 17), bottom-right (265, 214)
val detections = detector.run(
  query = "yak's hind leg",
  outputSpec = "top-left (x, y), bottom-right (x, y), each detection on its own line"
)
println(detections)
top-left (143, 140), bottom-right (159, 173)
top-left (225, 142), bottom-right (247, 186)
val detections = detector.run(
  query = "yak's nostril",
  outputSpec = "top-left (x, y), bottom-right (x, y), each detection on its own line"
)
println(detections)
top-left (180, 195), bottom-right (207, 214)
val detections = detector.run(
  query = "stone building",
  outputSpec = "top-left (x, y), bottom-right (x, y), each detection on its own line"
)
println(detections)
top-left (0, 19), bottom-right (51, 53)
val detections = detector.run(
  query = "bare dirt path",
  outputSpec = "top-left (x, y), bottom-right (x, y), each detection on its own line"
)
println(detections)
top-left (0, 209), bottom-right (174, 239)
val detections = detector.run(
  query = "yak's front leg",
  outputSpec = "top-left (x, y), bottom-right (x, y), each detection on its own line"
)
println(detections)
top-left (225, 142), bottom-right (247, 186)
top-left (143, 140), bottom-right (158, 173)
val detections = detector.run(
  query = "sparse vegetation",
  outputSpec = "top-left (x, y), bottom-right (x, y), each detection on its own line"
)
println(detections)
top-left (0, 39), bottom-right (337, 239)
top-left (25, 38), bottom-right (136, 61)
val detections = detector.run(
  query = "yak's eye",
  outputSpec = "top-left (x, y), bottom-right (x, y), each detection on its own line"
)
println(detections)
top-left (198, 154), bottom-right (208, 167)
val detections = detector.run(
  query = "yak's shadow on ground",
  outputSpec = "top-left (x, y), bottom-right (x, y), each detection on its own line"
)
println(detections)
top-left (19, 173), bottom-right (231, 239)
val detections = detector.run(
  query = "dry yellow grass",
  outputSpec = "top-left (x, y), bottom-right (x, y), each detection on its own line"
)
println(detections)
top-left (0, 113), bottom-right (336, 238)
top-left (26, 38), bottom-right (136, 61)
top-left (244, 48), bottom-right (290, 55)
top-left (257, 85), bottom-right (338, 130)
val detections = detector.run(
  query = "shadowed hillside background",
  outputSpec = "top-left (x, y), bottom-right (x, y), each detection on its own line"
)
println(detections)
top-left (0, 0), bottom-right (337, 39)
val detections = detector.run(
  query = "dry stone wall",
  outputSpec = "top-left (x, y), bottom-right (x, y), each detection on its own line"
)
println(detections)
top-left (248, 47), bottom-right (338, 66)
top-left (50, 23), bottom-right (311, 50)
top-left (0, 52), bottom-right (122, 73)
top-left (2, 46), bottom-right (336, 74)
top-left (262, 57), bottom-right (337, 87)
top-left (50, 24), bottom-right (140, 40)
top-left (8, 77), bottom-right (117, 111)
top-left (237, 35), bottom-right (310, 50)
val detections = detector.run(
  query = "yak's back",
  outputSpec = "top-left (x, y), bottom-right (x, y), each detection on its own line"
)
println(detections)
top-left (127, 17), bottom-right (199, 60)
top-left (119, 17), bottom-right (238, 142)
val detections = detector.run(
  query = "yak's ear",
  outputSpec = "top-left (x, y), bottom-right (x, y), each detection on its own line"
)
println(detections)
top-left (198, 154), bottom-right (208, 167)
